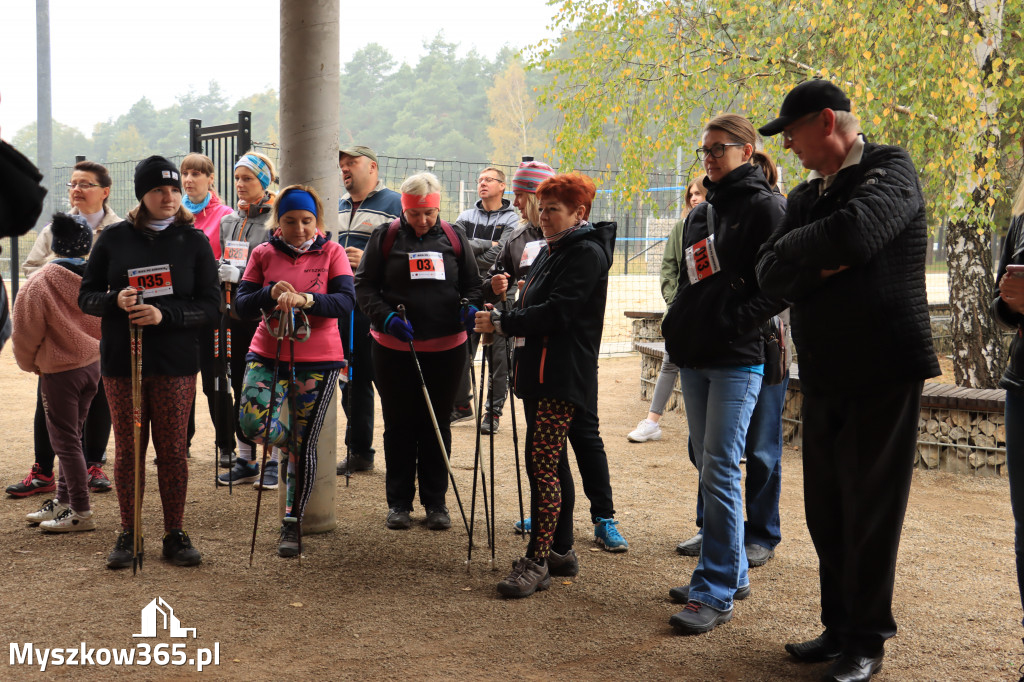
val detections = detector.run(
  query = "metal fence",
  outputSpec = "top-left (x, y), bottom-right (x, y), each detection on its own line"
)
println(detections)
top-left (1, 147), bottom-right (956, 351)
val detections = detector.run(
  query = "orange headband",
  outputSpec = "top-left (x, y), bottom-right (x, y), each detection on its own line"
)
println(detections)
top-left (401, 193), bottom-right (441, 210)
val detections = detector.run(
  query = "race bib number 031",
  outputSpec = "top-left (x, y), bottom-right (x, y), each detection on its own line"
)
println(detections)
top-left (684, 235), bottom-right (721, 285)
top-left (409, 252), bottom-right (445, 280)
top-left (128, 265), bottom-right (173, 300)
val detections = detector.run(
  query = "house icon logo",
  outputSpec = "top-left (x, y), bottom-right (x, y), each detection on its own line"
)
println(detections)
top-left (133, 597), bottom-right (197, 639)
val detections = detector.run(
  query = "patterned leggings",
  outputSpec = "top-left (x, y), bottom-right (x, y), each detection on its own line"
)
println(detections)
top-left (105, 375), bottom-right (195, 532)
top-left (238, 360), bottom-right (338, 520)
top-left (524, 397), bottom-right (576, 560)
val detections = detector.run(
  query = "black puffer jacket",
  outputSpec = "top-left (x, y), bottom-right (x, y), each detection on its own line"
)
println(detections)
top-left (756, 141), bottom-right (940, 392)
top-left (662, 163), bottom-right (787, 367)
top-left (79, 219), bottom-right (219, 377)
top-left (355, 215), bottom-right (481, 341)
top-left (501, 221), bottom-right (615, 408)
top-left (992, 213), bottom-right (1024, 393)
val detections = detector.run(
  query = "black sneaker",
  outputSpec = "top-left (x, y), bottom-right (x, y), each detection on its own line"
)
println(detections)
top-left (425, 506), bottom-right (451, 530)
top-left (449, 404), bottom-right (473, 424)
top-left (218, 448), bottom-right (235, 469)
top-left (278, 518), bottom-right (300, 558)
top-left (669, 583), bottom-right (750, 604)
top-left (480, 413), bottom-right (500, 434)
top-left (336, 453), bottom-right (373, 475)
top-left (385, 507), bottom-right (412, 530)
top-left (217, 458), bottom-right (259, 486)
top-left (669, 600), bottom-right (733, 634)
top-left (107, 529), bottom-right (140, 570)
top-left (162, 529), bottom-right (202, 566)
top-left (497, 556), bottom-right (551, 598)
top-left (548, 548), bottom-right (579, 577)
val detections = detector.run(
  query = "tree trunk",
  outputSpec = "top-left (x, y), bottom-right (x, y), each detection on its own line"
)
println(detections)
top-left (946, 216), bottom-right (1004, 387)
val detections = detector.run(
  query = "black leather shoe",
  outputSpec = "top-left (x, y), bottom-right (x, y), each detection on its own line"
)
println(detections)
top-left (669, 583), bottom-right (750, 604)
top-left (385, 507), bottom-right (412, 530)
top-left (822, 653), bottom-right (883, 682)
top-left (785, 632), bottom-right (843, 662)
top-left (669, 601), bottom-right (732, 634)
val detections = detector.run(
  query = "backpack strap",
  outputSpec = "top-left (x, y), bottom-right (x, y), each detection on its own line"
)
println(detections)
top-left (381, 218), bottom-right (463, 259)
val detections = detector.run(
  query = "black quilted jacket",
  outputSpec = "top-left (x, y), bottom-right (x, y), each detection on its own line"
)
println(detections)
top-left (755, 141), bottom-right (940, 392)
top-left (992, 213), bottom-right (1024, 393)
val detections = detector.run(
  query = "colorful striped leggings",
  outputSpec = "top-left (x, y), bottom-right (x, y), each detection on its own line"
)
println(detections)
top-left (238, 360), bottom-right (338, 520)
top-left (524, 397), bottom-right (576, 560)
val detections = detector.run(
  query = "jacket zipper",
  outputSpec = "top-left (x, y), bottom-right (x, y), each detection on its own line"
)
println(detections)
top-left (539, 337), bottom-right (548, 384)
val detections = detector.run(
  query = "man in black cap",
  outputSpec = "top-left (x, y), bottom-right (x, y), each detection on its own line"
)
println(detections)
top-left (755, 80), bottom-right (939, 682)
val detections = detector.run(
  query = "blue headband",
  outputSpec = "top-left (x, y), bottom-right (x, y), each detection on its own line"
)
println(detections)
top-left (277, 189), bottom-right (318, 217)
top-left (235, 154), bottom-right (272, 190)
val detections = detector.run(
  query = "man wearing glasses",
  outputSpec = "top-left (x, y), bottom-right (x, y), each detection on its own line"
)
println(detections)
top-left (756, 80), bottom-right (939, 682)
top-left (451, 167), bottom-right (519, 431)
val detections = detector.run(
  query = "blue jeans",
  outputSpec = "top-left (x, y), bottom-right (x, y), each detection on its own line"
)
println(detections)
top-left (1007, 390), bottom-right (1024, 625)
top-left (680, 366), bottom-right (762, 611)
top-left (691, 373), bottom-right (787, 551)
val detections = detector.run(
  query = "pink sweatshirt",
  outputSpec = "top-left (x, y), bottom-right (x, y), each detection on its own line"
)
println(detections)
top-left (192, 192), bottom-right (235, 259)
top-left (12, 262), bottom-right (101, 374)
top-left (242, 239), bottom-right (353, 364)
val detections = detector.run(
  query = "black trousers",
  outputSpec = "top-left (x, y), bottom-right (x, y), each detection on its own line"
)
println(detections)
top-left (186, 318), bottom-right (258, 453)
top-left (373, 341), bottom-right (465, 510)
top-left (567, 387), bottom-right (615, 522)
top-left (801, 380), bottom-right (923, 658)
top-left (34, 375), bottom-right (110, 472)
top-left (339, 310), bottom-right (377, 461)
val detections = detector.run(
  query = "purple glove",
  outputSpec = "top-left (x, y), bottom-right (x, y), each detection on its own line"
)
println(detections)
top-left (386, 314), bottom-right (414, 342)
top-left (460, 305), bottom-right (480, 333)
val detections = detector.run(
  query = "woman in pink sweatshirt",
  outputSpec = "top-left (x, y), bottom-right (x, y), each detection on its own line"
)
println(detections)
top-left (13, 214), bottom-right (102, 532)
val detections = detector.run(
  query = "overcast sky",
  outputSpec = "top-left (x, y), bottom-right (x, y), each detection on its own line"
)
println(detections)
top-left (0, 0), bottom-right (558, 139)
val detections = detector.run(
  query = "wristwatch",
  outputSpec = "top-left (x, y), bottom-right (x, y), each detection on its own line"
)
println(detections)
top-left (489, 309), bottom-right (503, 336)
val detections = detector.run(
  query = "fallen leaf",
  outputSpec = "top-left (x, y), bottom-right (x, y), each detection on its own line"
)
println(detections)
top-left (589, 548), bottom-right (600, 552)
top-left (562, 581), bottom-right (573, 585)
top-left (462, 587), bottom-right (472, 591)
top-left (290, 602), bottom-right (303, 607)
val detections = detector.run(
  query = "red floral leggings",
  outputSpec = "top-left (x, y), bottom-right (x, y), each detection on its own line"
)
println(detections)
top-left (105, 375), bottom-right (195, 532)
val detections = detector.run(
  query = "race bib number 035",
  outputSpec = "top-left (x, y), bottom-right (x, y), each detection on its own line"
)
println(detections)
top-left (128, 265), bottom-right (173, 300)
top-left (684, 235), bottom-right (721, 285)
top-left (408, 252), bottom-right (445, 280)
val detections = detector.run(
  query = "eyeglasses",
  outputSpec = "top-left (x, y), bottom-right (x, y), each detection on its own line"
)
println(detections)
top-left (781, 111), bottom-right (822, 143)
top-left (695, 143), bottom-right (744, 160)
top-left (67, 182), bottom-right (102, 190)
top-left (478, 177), bottom-right (502, 184)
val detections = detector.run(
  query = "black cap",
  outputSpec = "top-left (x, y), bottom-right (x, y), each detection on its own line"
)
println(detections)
top-left (134, 155), bottom-right (181, 200)
top-left (759, 80), bottom-right (851, 136)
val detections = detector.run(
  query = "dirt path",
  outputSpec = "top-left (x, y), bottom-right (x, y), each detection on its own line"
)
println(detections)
top-left (0, 352), bottom-right (1019, 680)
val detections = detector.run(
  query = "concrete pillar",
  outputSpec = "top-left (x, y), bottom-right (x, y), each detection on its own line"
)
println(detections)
top-left (277, 0), bottom-right (340, 534)
top-left (35, 0), bottom-right (53, 231)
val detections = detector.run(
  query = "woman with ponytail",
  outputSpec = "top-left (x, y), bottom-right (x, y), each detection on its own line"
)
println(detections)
top-left (659, 114), bottom-right (787, 634)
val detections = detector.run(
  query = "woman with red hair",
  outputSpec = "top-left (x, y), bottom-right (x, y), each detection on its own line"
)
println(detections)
top-left (476, 173), bottom-right (616, 598)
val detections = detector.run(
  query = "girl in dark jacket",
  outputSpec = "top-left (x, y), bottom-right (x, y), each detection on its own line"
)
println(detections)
top-left (476, 173), bottom-right (616, 598)
top-left (355, 172), bottom-right (481, 532)
top-left (993, 177), bottom-right (1024, 635)
top-left (661, 114), bottom-right (786, 633)
top-left (79, 156), bottom-right (220, 569)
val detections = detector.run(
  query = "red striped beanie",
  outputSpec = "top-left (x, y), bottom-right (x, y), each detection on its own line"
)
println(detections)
top-left (511, 161), bottom-right (556, 194)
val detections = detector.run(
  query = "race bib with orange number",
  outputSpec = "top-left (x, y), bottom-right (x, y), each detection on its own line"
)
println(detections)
top-left (128, 265), bottom-right (173, 300)
top-left (408, 252), bottom-right (445, 280)
top-left (685, 235), bottom-right (721, 285)
top-left (519, 240), bottom-right (545, 268)
top-left (224, 240), bottom-right (250, 267)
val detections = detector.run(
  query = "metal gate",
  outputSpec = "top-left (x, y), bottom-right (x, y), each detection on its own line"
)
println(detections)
top-left (188, 110), bottom-right (251, 209)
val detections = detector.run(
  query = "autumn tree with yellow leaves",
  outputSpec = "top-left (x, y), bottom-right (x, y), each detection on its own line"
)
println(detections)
top-left (531, 0), bottom-right (1023, 387)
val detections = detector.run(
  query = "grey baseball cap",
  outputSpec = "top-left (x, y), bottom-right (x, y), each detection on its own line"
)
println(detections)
top-left (339, 145), bottom-right (378, 164)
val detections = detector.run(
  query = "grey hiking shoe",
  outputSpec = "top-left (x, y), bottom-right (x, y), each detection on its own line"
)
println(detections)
top-left (278, 518), bottom-right (300, 558)
top-left (497, 556), bottom-right (551, 598)
top-left (548, 548), bottom-right (579, 577)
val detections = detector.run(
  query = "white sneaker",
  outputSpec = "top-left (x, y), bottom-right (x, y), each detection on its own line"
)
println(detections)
top-left (40, 508), bottom-right (95, 533)
top-left (26, 499), bottom-right (68, 524)
top-left (627, 419), bottom-right (662, 442)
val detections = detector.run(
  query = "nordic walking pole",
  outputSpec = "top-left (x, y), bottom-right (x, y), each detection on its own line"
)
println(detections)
top-left (250, 310), bottom-right (289, 567)
top-left (494, 268), bottom-right (526, 540)
top-left (287, 313), bottom-right (304, 565)
top-left (341, 309), bottom-right (354, 486)
top-left (396, 304), bottom-right (471, 537)
top-left (129, 297), bottom-right (144, 575)
top-left (485, 328), bottom-right (497, 565)
top-left (468, 336), bottom-right (491, 564)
